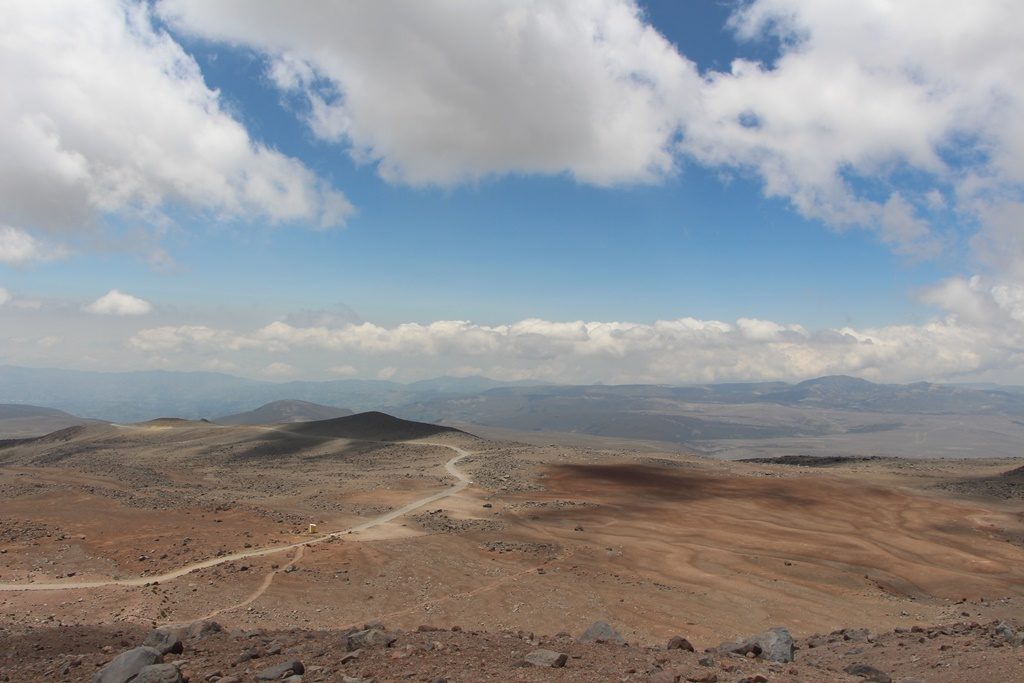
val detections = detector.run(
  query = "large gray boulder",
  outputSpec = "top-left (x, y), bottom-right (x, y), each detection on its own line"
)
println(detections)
top-left (91, 646), bottom-right (162, 683)
top-left (717, 626), bottom-right (795, 663)
top-left (143, 626), bottom-right (186, 655)
top-left (578, 620), bottom-right (626, 645)
top-left (345, 628), bottom-right (397, 650)
top-left (134, 664), bottom-right (183, 683)
top-left (524, 649), bottom-right (568, 667)
top-left (187, 620), bottom-right (223, 640)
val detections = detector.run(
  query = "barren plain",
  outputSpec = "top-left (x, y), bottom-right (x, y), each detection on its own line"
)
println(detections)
top-left (1, 415), bottom-right (1022, 681)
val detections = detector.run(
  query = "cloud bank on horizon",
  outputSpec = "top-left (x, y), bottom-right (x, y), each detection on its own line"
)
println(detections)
top-left (1, 0), bottom-right (1024, 384)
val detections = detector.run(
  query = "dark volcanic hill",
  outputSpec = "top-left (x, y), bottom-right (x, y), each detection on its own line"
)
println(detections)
top-left (283, 411), bottom-right (465, 442)
top-left (216, 400), bottom-right (353, 425)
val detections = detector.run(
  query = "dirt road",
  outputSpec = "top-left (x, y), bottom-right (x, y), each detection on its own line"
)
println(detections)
top-left (0, 442), bottom-right (472, 592)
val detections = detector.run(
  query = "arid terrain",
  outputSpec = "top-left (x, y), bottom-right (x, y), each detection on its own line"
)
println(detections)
top-left (1, 412), bottom-right (1022, 682)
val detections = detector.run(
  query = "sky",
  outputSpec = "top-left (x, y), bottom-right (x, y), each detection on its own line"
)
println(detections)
top-left (1, 0), bottom-right (1023, 385)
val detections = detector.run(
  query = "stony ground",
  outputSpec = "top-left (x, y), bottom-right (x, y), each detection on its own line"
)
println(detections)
top-left (1, 616), bottom-right (1023, 682)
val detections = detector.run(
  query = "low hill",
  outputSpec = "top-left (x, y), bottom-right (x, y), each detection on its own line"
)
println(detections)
top-left (0, 403), bottom-right (99, 439)
top-left (283, 411), bottom-right (466, 442)
top-left (216, 400), bottom-right (353, 425)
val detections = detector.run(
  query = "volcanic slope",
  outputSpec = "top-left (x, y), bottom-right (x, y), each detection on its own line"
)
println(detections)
top-left (282, 410), bottom-right (467, 441)
top-left (215, 399), bottom-right (354, 425)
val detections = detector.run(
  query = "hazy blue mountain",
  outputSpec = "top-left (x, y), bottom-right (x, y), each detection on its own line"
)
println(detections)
top-left (0, 366), bottom-right (532, 422)
top-left (216, 400), bottom-right (354, 425)
top-left (0, 403), bottom-right (100, 438)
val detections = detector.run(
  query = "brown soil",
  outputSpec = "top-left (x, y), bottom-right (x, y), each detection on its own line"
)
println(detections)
top-left (0, 421), bottom-right (1022, 681)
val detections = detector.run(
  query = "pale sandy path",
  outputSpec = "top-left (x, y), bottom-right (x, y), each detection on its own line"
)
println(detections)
top-left (0, 442), bottom-right (473, 592)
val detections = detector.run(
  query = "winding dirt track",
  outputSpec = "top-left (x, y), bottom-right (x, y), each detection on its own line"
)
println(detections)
top-left (0, 442), bottom-right (472, 593)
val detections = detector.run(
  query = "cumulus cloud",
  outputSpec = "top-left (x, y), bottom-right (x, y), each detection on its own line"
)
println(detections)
top-left (159, 0), bottom-right (697, 187)
top-left (158, 0), bottom-right (1024, 262)
top-left (127, 294), bottom-right (1024, 384)
top-left (328, 364), bottom-right (357, 377)
top-left (129, 324), bottom-right (259, 351)
top-left (0, 226), bottom-right (66, 265)
top-left (681, 0), bottom-right (1024, 256)
top-left (376, 367), bottom-right (398, 380)
top-left (261, 361), bottom-right (295, 377)
top-left (84, 289), bottom-right (153, 316)
top-left (0, 0), bottom-right (351, 252)
top-left (0, 288), bottom-right (9, 306)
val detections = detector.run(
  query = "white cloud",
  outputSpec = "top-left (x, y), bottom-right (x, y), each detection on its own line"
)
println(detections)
top-left (0, 226), bottom-right (66, 265)
top-left (376, 366), bottom-right (398, 380)
top-left (126, 291), bottom-right (1024, 384)
top-left (159, 0), bottom-right (698, 187)
top-left (202, 358), bottom-right (238, 372)
top-left (84, 289), bottom-right (153, 316)
top-left (328, 364), bottom-right (357, 377)
top-left (160, 0), bottom-right (1024, 262)
top-left (0, 0), bottom-right (351, 252)
top-left (262, 361), bottom-right (295, 377)
top-left (0, 288), bottom-right (9, 305)
top-left (129, 324), bottom-right (260, 352)
top-left (680, 0), bottom-right (1024, 256)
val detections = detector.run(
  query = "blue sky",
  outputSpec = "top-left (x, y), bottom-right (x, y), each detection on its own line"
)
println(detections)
top-left (1, 1), bottom-right (1021, 384)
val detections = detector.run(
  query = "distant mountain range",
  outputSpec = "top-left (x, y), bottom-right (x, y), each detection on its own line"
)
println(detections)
top-left (0, 365), bottom-right (538, 423)
top-left (3, 366), bottom-right (1024, 457)
top-left (3, 365), bottom-right (1024, 422)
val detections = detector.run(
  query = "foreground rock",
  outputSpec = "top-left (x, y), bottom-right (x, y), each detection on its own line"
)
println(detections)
top-left (92, 646), bottom-right (162, 683)
top-left (134, 663), bottom-right (183, 683)
top-left (143, 626), bottom-right (186, 655)
top-left (255, 659), bottom-right (305, 680)
top-left (997, 621), bottom-right (1024, 646)
top-left (4, 617), bottom-right (1023, 683)
top-left (524, 649), bottom-right (568, 667)
top-left (578, 620), bottom-right (626, 645)
top-left (187, 620), bottom-right (223, 640)
top-left (716, 626), bottom-right (795, 662)
top-left (844, 662), bottom-right (892, 682)
top-left (345, 627), bottom-right (397, 650)
top-left (666, 635), bottom-right (695, 651)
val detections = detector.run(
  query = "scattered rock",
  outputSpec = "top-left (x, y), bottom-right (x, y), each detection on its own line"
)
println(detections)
top-left (91, 646), bottom-right (163, 683)
top-left (523, 649), bottom-right (568, 668)
top-left (255, 660), bottom-right (304, 680)
top-left (648, 671), bottom-right (679, 683)
top-left (684, 671), bottom-right (718, 683)
top-left (346, 628), bottom-right (397, 650)
top-left (666, 635), bottom-right (695, 651)
top-left (717, 627), bottom-right (795, 663)
top-left (996, 622), bottom-right (1023, 646)
top-left (578, 620), bottom-right (626, 645)
top-left (843, 662), bottom-right (892, 682)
